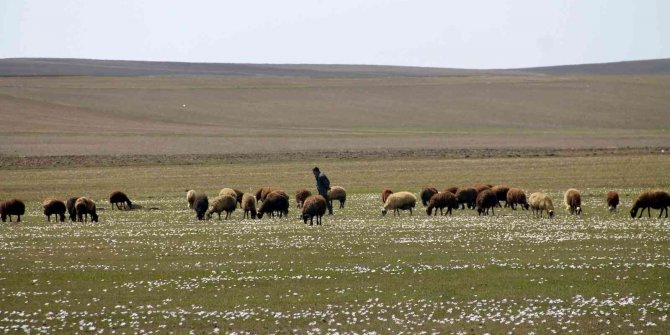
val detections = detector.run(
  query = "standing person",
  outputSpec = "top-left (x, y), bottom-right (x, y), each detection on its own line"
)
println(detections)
top-left (312, 167), bottom-right (333, 215)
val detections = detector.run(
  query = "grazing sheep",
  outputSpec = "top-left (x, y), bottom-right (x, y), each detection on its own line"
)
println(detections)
top-left (455, 188), bottom-right (477, 210)
top-left (232, 189), bottom-right (244, 208)
top-left (193, 193), bottom-right (209, 220)
top-left (256, 187), bottom-right (283, 202)
top-left (295, 188), bottom-right (312, 208)
top-left (302, 195), bottom-right (327, 225)
top-left (506, 188), bottom-right (529, 210)
top-left (328, 186), bottom-right (347, 209)
top-left (75, 197), bottom-right (98, 222)
top-left (43, 199), bottom-right (66, 222)
top-left (381, 191), bottom-right (417, 216)
top-left (206, 195), bottom-right (237, 220)
top-left (242, 193), bottom-right (257, 219)
top-left (606, 191), bottom-right (620, 212)
top-left (473, 184), bottom-right (492, 194)
top-left (444, 186), bottom-right (459, 194)
top-left (529, 192), bottom-right (554, 218)
top-left (0, 199), bottom-right (25, 222)
top-left (426, 192), bottom-right (458, 216)
top-left (476, 189), bottom-right (498, 216)
top-left (420, 187), bottom-right (439, 207)
top-left (109, 191), bottom-right (132, 210)
top-left (257, 191), bottom-right (290, 219)
top-left (66, 197), bottom-right (79, 221)
top-left (381, 189), bottom-right (393, 204)
top-left (564, 189), bottom-right (583, 215)
top-left (630, 190), bottom-right (670, 218)
top-left (186, 190), bottom-right (196, 209)
top-left (491, 185), bottom-right (510, 208)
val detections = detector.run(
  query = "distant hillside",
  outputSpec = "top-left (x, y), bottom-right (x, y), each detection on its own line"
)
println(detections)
top-left (511, 58), bottom-right (670, 76)
top-left (1, 57), bottom-right (669, 77)
top-left (0, 58), bottom-right (506, 77)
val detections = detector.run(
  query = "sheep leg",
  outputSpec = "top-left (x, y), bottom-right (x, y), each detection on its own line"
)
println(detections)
top-left (492, 207), bottom-right (495, 216)
top-left (17, 215), bottom-right (20, 222)
top-left (648, 207), bottom-right (651, 218)
top-left (409, 207), bottom-right (413, 216)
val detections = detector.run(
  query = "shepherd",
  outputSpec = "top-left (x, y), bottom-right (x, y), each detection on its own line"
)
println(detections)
top-left (312, 166), bottom-right (333, 215)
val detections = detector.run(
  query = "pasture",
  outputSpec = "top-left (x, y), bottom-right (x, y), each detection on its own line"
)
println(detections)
top-left (0, 153), bottom-right (669, 334)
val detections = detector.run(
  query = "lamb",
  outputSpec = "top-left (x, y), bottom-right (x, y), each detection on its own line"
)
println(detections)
top-left (66, 197), bottom-right (79, 221)
top-left (328, 186), bottom-right (347, 209)
top-left (193, 193), bottom-right (209, 220)
top-left (444, 186), bottom-right (459, 194)
top-left (506, 188), bottom-right (529, 210)
top-left (242, 193), bottom-right (257, 219)
top-left (455, 188), bottom-right (477, 209)
top-left (491, 185), bottom-right (510, 208)
top-left (606, 191), bottom-right (620, 212)
top-left (256, 187), bottom-right (283, 202)
top-left (564, 189), bottom-right (582, 215)
top-left (630, 190), bottom-right (670, 218)
top-left (0, 199), bottom-right (25, 222)
top-left (381, 189), bottom-right (393, 204)
top-left (295, 188), bottom-right (312, 208)
top-left (420, 187), bottom-right (439, 207)
top-left (206, 195), bottom-right (237, 220)
top-left (381, 191), bottom-right (417, 216)
top-left (75, 197), bottom-right (98, 222)
top-left (43, 199), bottom-right (66, 222)
top-left (302, 195), bottom-right (327, 225)
top-left (257, 191), bottom-right (290, 219)
top-left (109, 191), bottom-right (132, 210)
top-left (186, 190), bottom-right (196, 209)
top-left (529, 192), bottom-right (554, 218)
top-left (476, 189), bottom-right (498, 216)
top-left (426, 192), bottom-right (458, 216)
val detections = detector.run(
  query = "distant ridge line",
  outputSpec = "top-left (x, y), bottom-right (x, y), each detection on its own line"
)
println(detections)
top-left (1, 57), bottom-right (669, 77)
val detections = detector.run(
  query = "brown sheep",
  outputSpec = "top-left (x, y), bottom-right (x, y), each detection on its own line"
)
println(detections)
top-left (256, 187), bottom-right (283, 202)
top-left (295, 188), bottom-right (312, 208)
top-left (75, 197), bottom-right (98, 222)
top-left (426, 192), bottom-right (458, 216)
top-left (506, 188), bottom-right (529, 210)
top-left (381, 189), bottom-right (393, 204)
top-left (0, 199), bottom-right (25, 222)
top-left (444, 186), bottom-right (459, 194)
top-left (43, 199), bottom-right (66, 222)
top-left (257, 191), bottom-right (290, 219)
top-left (630, 190), bottom-right (670, 218)
top-left (66, 197), bottom-right (79, 221)
top-left (242, 194), bottom-right (257, 219)
top-left (606, 191), bottom-right (620, 212)
top-left (491, 185), bottom-right (510, 208)
top-left (328, 186), bottom-right (347, 209)
top-left (302, 195), bottom-right (327, 225)
top-left (232, 189), bottom-right (244, 208)
top-left (455, 187), bottom-right (477, 209)
top-left (206, 195), bottom-right (237, 220)
top-left (564, 189), bottom-right (582, 215)
top-left (420, 187), bottom-right (439, 207)
top-left (109, 191), bottom-right (132, 210)
top-left (473, 184), bottom-right (492, 194)
top-left (476, 189), bottom-right (498, 216)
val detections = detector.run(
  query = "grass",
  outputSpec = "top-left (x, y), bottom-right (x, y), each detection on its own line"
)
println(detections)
top-left (0, 154), bottom-right (669, 333)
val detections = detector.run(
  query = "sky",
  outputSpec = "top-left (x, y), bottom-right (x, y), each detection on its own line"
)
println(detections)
top-left (1, 0), bottom-right (668, 69)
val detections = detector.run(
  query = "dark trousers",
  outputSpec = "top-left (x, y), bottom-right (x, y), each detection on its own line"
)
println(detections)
top-left (319, 191), bottom-right (333, 214)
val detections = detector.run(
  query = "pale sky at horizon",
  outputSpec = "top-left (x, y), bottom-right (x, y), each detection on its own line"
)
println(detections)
top-left (1, 0), bottom-right (668, 69)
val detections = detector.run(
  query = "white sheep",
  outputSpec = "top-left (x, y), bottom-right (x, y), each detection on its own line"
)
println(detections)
top-left (186, 190), bottom-right (196, 209)
top-left (381, 191), bottom-right (417, 216)
top-left (206, 195), bottom-right (237, 220)
top-left (529, 192), bottom-right (554, 218)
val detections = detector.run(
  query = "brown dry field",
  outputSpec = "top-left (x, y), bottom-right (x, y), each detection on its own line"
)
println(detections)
top-left (0, 75), bottom-right (669, 157)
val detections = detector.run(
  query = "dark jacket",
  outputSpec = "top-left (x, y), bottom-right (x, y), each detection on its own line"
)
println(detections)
top-left (316, 172), bottom-right (330, 195)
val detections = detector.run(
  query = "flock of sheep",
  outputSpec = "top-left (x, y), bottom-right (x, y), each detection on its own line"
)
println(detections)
top-left (0, 186), bottom-right (668, 224)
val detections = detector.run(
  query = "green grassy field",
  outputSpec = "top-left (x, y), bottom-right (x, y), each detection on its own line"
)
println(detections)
top-left (1, 154), bottom-right (669, 334)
